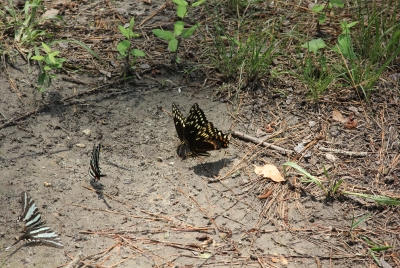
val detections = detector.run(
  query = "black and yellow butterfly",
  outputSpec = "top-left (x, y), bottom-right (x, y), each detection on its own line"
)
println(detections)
top-left (172, 103), bottom-right (230, 159)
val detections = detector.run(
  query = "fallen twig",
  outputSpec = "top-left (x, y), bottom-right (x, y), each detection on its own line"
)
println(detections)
top-left (232, 131), bottom-right (293, 155)
top-left (318, 146), bottom-right (368, 157)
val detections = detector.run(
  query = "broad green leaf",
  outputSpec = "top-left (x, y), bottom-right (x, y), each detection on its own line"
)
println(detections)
top-left (48, 54), bottom-right (56, 64)
top-left (301, 38), bottom-right (326, 53)
top-left (168, 39), bottom-right (178, 52)
top-left (38, 72), bottom-right (47, 85)
top-left (346, 21), bottom-right (358, 28)
top-left (42, 42), bottom-right (51, 53)
top-left (182, 23), bottom-right (199, 38)
top-left (330, 0), bottom-right (344, 8)
top-left (31, 55), bottom-right (44, 61)
top-left (334, 34), bottom-right (356, 59)
top-left (192, 0), bottom-right (206, 7)
top-left (152, 29), bottom-right (175, 40)
top-left (172, 0), bottom-right (188, 5)
top-left (319, 13), bottom-right (326, 24)
top-left (44, 66), bottom-right (51, 71)
top-left (311, 4), bottom-right (324, 12)
top-left (174, 21), bottom-right (184, 36)
top-left (131, 49), bottom-right (146, 57)
top-left (118, 25), bottom-right (129, 38)
top-left (176, 4), bottom-right (187, 19)
top-left (49, 51), bottom-right (60, 57)
top-left (117, 40), bottom-right (130, 56)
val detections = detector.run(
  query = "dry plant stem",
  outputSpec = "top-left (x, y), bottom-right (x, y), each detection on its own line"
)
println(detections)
top-left (232, 131), bottom-right (293, 155)
top-left (139, 2), bottom-right (167, 27)
top-left (65, 252), bottom-right (84, 268)
top-left (318, 146), bottom-right (368, 157)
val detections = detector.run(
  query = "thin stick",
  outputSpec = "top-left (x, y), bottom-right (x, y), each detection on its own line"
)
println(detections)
top-left (232, 130), bottom-right (293, 155)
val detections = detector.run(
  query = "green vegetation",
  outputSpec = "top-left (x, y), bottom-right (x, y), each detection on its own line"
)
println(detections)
top-left (1, 0), bottom-right (61, 46)
top-left (283, 161), bottom-right (400, 206)
top-left (152, 0), bottom-right (203, 63)
top-left (31, 42), bottom-right (66, 92)
top-left (117, 17), bottom-right (146, 76)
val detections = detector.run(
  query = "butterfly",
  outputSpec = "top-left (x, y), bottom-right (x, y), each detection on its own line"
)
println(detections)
top-left (88, 143), bottom-right (102, 182)
top-left (6, 192), bottom-right (63, 250)
top-left (172, 102), bottom-right (230, 159)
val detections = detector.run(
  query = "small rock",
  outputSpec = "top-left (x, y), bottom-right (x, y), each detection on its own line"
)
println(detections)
top-left (82, 129), bottom-right (91, 136)
top-left (76, 144), bottom-right (86, 148)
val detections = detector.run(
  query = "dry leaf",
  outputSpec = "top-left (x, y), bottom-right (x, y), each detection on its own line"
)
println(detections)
top-left (253, 164), bottom-right (285, 182)
top-left (332, 109), bottom-right (347, 123)
top-left (344, 113), bottom-right (357, 129)
top-left (41, 8), bottom-right (59, 20)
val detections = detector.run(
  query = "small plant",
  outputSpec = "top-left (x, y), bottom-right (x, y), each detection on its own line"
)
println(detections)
top-left (2, 0), bottom-right (61, 46)
top-left (30, 42), bottom-right (66, 92)
top-left (211, 19), bottom-right (280, 86)
top-left (310, 0), bottom-right (344, 34)
top-left (283, 162), bottom-right (400, 206)
top-left (117, 17), bottom-right (146, 76)
top-left (294, 38), bottom-right (337, 101)
top-left (152, 0), bottom-right (204, 63)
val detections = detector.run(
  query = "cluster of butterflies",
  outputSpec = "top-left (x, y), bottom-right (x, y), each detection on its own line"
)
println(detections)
top-left (7, 103), bottom-right (230, 250)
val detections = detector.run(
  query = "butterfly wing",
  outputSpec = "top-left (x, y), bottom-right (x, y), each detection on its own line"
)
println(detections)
top-left (7, 192), bottom-right (64, 250)
top-left (190, 122), bottom-right (230, 157)
top-left (172, 102), bottom-right (187, 143)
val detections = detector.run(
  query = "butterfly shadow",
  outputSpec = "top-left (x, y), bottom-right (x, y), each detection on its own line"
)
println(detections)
top-left (89, 180), bottom-right (112, 210)
top-left (192, 157), bottom-right (234, 178)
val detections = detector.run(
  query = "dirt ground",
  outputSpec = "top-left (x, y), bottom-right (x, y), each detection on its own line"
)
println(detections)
top-left (1, 0), bottom-right (399, 267)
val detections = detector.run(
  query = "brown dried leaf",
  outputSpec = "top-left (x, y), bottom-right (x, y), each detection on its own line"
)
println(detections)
top-left (41, 8), bottom-right (59, 20)
top-left (253, 164), bottom-right (285, 182)
top-left (332, 109), bottom-right (347, 123)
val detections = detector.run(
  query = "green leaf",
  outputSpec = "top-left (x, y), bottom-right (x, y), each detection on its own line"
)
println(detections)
top-left (42, 42), bottom-right (51, 53)
top-left (330, 0), bottom-right (344, 8)
top-left (343, 192), bottom-right (400, 206)
top-left (172, 0), bottom-right (188, 5)
top-left (49, 51), bottom-right (60, 57)
top-left (182, 23), bottom-right (199, 38)
top-left (192, 0), bottom-right (206, 7)
top-left (117, 40), bottom-right (130, 56)
top-left (346, 21), bottom-right (358, 28)
top-left (174, 21), bottom-right (184, 36)
top-left (301, 38), bottom-right (326, 53)
top-left (31, 55), bottom-right (44, 61)
top-left (152, 29), bottom-right (175, 40)
top-left (319, 13), bottom-right (327, 24)
top-left (311, 4), bottom-right (324, 12)
top-left (118, 25), bottom-right (129, 38)
top-left (44, 66), bottom-right (51, 71)
top-left (48, 54), bottom-right (56, 64)
top-left (333, 34), bottom-right (356, 59)
top-left (129, 17), bottom-right (135, 30)
top-left (168, 39), bottom-right (178, 52)
top-left (131, 49), bottom-right (146, 57)
top-left (370, 246), bottom-right (392, 252)
top-left (176, 4), bottom-right (187, 19)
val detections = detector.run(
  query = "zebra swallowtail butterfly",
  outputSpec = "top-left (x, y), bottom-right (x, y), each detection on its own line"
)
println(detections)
top-left (172, 103), bottom-right (230, 159)
top-left (88, 143), bottom-right (102, 182)
top-left (6, 192), bottom-right (63, 250)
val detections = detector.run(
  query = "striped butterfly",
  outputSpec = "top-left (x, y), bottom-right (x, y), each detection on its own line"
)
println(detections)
top-left (88, 143), bottom-right (102, 182)
top-left (172, 103), bottom-right (230, 159)
top-left (6, 192), bottom-right (63, 250)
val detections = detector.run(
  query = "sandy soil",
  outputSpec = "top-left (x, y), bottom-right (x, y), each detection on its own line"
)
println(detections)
top-left (0, 0), bottom-right (399, 267)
